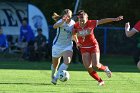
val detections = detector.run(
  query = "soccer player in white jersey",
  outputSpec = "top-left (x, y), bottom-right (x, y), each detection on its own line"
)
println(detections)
top-left (51, 9), bottom-right (75, 85)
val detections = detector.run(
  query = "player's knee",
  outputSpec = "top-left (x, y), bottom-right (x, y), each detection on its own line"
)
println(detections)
top-left (84, 65), bottom-right (92, 70)
top-left (87, 67), bottom-right (93, 73)
top-left (63, 57), bottom-right (72, 64)
top-left (93, 62), bottom-right (101, 68)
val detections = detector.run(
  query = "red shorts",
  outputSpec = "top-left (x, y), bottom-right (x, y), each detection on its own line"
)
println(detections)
top-left (80, 44), bottom-right (100, 54)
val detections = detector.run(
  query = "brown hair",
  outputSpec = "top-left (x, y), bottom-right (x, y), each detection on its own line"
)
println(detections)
top-left (78, 10), bottom-right (85, 15)
top-left (77, 10), bottom-right (88, 18)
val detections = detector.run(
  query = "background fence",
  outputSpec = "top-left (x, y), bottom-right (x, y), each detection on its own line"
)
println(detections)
top-left (49, 26), bottom-right (136, 55)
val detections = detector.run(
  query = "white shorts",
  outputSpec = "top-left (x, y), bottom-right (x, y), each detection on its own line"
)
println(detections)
top-left (52, 45), bottom-right (73, 58)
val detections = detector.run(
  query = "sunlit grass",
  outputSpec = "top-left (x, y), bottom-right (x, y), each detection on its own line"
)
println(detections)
top-left (0, 55), bottom-right (139, 93)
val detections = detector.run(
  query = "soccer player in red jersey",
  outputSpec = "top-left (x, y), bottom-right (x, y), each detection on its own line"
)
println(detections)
top-left (73, 10), bottom-right (123, 86)
top-left (125, 21), bottom-right (140, 70)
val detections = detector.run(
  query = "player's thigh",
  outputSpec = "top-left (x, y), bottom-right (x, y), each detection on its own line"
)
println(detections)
top-left (91, 52), bottom-right (100, 66)
top-left (52, 57), bottom-right (61, 69)
top-left (62, 50), bottom-right (73, 64)
top-left (82, 52), bottom-right (92, 69)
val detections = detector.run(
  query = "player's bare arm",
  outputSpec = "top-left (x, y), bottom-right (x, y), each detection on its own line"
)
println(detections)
top-left (98, 16), bottom-right (123, 25)
top-left (53, 15), bottom-right (69, 29)
top-left (72, 32), bottom-right (82, 48)
top-left (125, 22), bottom-right (137, 37)
top-left (53, 20), bottom-right (65, 29)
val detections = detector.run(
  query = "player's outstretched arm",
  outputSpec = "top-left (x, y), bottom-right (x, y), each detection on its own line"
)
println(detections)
top-left (98, 16), bottom-right (123, 25)
top-left (125, 22), bottom-right (137, 37)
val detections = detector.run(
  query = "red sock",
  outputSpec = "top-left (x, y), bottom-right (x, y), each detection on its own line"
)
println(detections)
top-left (89, 71), bottom-right (103, 82)
top-left (98, 65), bottom-right (106, 71)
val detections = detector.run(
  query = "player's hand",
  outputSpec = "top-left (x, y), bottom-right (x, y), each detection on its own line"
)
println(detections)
top-left (114, 16), bottom-right (123, 21)
top-left (62, 14), bottom-right (69, 22)
top-left (125, 22), bottom-right (130, 31)
top-left (76, 42), bottom-right (82, 49)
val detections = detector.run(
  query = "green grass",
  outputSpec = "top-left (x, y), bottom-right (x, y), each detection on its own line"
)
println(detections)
top-left (0, 55), bottom-right (139, 93)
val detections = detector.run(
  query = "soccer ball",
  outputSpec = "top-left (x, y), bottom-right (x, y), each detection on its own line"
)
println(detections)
top-left (137, 61), bottom-right (140, 70)
top-left (59, 70), bottom-right (70, 82)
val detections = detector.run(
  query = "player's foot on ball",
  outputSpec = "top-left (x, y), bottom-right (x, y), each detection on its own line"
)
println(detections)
top-left (98, 81), bottom-right (105, 86)
top-left (105, 66), bottom-right (112, 78)
top-left (51, 77), bottom-right (57, 85)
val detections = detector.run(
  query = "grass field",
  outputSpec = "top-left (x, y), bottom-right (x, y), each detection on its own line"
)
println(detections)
top-left (0, 55), bottom-right (139, 93)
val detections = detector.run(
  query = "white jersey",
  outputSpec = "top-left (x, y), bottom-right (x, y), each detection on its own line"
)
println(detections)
top-left (52, 19), bottom-right (75, 57)
top-left (53, 19), bottom-right (75, 48)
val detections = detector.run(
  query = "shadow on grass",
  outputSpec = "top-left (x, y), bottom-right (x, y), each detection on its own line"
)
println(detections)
top-left (73, 92), bottom-right (97, 93)
top-left (0, 82), bottom-right (57, 92)
top-left (0, 82), bottom-right (51, 86)
top-left (73, 92), bottom-right (96, 93)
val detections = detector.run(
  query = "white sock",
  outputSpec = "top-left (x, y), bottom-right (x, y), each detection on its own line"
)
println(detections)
top-left (55, 63), bottom-right (68, 79)
top-left (51, 64), bottom-right (56, 79)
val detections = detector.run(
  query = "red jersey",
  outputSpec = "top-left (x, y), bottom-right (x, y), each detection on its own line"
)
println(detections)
top-left (73, 20), bottom-right (98, 47)
top-left (134, 21), bottom-right (140, 32)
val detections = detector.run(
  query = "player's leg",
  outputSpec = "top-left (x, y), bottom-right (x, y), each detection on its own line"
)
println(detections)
top-left (133, 47), bottom-right (140, 65)
top-left (137, 60), bottom-right (140, 70)
top-left (82, 52), bottom-right (103, 85)
top-left (51, 57), bottom-right (61, 85)
top-left (55, 50), bottom-right (73, 79)
top-left (90, 44), bottom-right (107, 71)
top-left (51, 57), bottom-right (61, 78)
top-left (51, 46), bottom-right (62, 84)
top-left (91, 52), bottom-right (112, 78)
top-left (91, 52), bottom-right (105, 70)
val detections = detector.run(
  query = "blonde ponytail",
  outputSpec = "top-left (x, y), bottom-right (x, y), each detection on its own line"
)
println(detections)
top-left (52, 12), bottom-right (61, 21)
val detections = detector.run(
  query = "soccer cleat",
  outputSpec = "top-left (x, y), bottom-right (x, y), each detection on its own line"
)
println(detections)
top-left (105, 66), bottom-right (112, 78)
top-left (98, 81), bottom-right (105, 86)
top-left (51, 77), bottom-right (57, 85)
